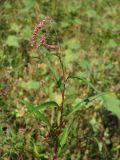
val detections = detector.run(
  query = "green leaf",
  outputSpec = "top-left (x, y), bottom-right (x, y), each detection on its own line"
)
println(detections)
top-left (34, 112), bottom-right (50, 126)
top-left (20, 100), bottom-right (59, 111)
top-left (58, 126), bottom-right (69, 155)
top-left (68, 93), bottom-right (106, 116)
top-left (44, 52), bottom-right (62, 89)
top-left (15, 142), bottom-right (23, 149)
top-left (20, 80), bottom-right (40, 90)
top-left (69, 75), bottom-right (100, 93)
top-left (20, 100), bottom-right (36, 113)
top-left (33, 144), bottom-right (40, 158)
top-left (60, 127), bottom-right (69, 147)
top-left (57, 77), bottom-right (62, 88)
top-left (103, 93), bottom-right (120, 119)
top-left (6, 35), bottom-right (19, 47)
top-left (54, 94), bottom-right (62, 106)
top-left (36, 101), bottom-right (59, 110)
top-left (20, 100), bottom-right (59, 126)
top-left (68, 99), bottom-right (86, 116)
top-left (20, 100), bottom-right (51, 126)
top-left (47, 63), bottom-right (60, 81)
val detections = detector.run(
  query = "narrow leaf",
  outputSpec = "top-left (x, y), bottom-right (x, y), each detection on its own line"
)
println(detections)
top-left (67, 99), bottom-right (86, 117)
top-left (67, 93), bottom-right (106, 116)
top-left (69, 75), bottom-right (100, 93)
top-left (20, 100), bottom-right (35, 113)
top-left (20, 100), bottom-right (59, 111)
top-left (58, 126), bottom-right (69, 155)
top-left (21, 100), bottom-right (50, 125)
top-left (36, 101), bottom-right (59, 110)
top-left (34, 112), bottom-right (50, 126)
top-left (47, 63), bottom-right (60, 81)
top-left (45, 52), bottom-right (62, 89)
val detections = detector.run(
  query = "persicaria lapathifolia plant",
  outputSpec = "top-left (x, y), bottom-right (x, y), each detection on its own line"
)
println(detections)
top-left (30, 16), bottom-right (67, 160)
top-left (26, 16), bottom-right (103, 159)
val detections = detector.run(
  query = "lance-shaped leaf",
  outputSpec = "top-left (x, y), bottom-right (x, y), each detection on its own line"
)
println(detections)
top-left (20, 100), bottom-right (36, 113)
top-left (67, 93), bottom-right (106, 117)
top-left (20, 100), bottom-right (59, 126)
top-left (103, 92), bottom-right (120, 119)
top-left (69, 75), bottom-right (100, 93)
top-left (45, 52), bottom-right (59, 81)
top-left (67, 99), bottom-right (86, 117)
top-left (45, 52), bottom-right (63, 89)
top-left (34, 111), bottom-right (50, 126)
top-left (20, 100), bottom-right (59, 111)
top-left (36, 101), bottom-right (60, 110)
top-left (58, 126), bottom-right (69, 155)
top-left (47, 63), bottom-right (59, 81)
top-left (20, 100), bottom-right (50, 125)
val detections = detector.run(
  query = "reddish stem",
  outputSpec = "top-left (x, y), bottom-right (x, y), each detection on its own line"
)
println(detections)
top-left (53, 143), bottom-right (58, 160)
top-left (53, 49), bottom-right (67, 160)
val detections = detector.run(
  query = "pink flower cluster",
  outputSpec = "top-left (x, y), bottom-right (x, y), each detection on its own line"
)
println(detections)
top-left (45, 44), bottom-right (57, 50)
top-left (30, 16), bottom-right (58, 51)
top-left (38, 34), bottom-right (46, 48)
top-left (30, 16), bottom-right (52, 48)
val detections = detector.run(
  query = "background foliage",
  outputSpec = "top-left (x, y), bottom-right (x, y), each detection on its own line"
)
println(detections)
top-left (0, 0), bottom-right (120, 159)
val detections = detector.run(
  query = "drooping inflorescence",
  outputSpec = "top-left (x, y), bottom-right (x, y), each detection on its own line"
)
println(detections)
top-left (30, 16), bottom-right (52, 48)
top-left (30, 16), bottom-right (58, 51)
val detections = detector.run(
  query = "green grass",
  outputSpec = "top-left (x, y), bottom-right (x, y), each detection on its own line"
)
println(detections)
top-left (0, 0), bottom-right (120, 159)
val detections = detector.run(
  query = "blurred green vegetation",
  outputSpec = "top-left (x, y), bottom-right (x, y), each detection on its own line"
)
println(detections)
top-left (0, 0), bottom-right (120, 159)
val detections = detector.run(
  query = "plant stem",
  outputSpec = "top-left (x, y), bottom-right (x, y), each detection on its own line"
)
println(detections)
top-left (52, 49), bottom-right (66, 160)
top-left (56, 51), bottom-right (66, 127)
top-left (53, 143), bottom-right (58, 160)
top-left (60, 82), bottom-right (65, 128)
